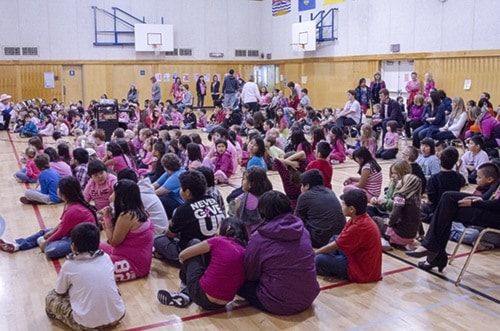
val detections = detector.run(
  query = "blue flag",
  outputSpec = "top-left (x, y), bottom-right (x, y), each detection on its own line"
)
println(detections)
top-left (299, 0), bottom-right (316, 11)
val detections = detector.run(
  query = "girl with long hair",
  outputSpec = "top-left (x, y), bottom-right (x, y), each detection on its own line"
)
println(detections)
top-left (0, 176), bottom-right (97, 259)
top-left (99, 179), bottom-right (154, 282)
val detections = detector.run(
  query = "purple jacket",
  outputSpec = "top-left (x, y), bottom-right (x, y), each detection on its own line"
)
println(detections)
top-left (214, 151), bottom-right (234, 177)
top-left (408, 104), bottom-right (425, 121)
top-left (244, 213), bottom-right (320, 315)
top-left (480, 112), bottom-right (500, 144)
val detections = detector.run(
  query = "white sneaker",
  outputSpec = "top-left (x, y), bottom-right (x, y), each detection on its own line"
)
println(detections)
top-left (381, 238), bottom-right (393, 251)
top-left (37, 236), bottom-right (46, 248)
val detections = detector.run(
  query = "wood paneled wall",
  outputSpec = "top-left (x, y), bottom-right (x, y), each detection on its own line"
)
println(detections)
top-left (1, 50), bottom-right (499, 109)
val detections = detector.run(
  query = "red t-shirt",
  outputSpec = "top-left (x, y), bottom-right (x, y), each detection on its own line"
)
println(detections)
top-left (306, 159), bottom-right (333, 189)
top-left (200, 236), bottom-right (246, 302)
top-left (335, 213), bottom-right (382, 283)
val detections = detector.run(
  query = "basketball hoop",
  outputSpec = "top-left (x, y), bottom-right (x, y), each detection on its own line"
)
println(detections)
top-left (152, 43), bottom-right (160, 56)
top-left (291, 43), bottom-right (306, 52)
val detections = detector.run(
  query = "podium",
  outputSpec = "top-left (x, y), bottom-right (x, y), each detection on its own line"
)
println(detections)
top-left (94, 100), bottom-right (119, 141)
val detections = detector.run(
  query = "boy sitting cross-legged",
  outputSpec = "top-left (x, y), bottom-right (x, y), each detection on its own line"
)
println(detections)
top-left (45, 223), bottom-right (125, 329)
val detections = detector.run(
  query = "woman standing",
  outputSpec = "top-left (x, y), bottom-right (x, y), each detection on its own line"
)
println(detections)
top-left (369, 72), bottom-right (386, 106)
top-left (127, 84), bottom-right (139, 103)
top-left (405, 72), bottom-right (421, 109)
top-left (196, 75), bottom-right (207, 108)
top-left (355, 78), bottom-right (371, 114)
top-left (423, 73), bottom-right (435, 98)
top-left (210, 75), bottom-right (220, 106)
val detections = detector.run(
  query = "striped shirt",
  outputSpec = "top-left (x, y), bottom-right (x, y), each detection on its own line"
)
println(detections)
top-left (363, 163), bottom-right (382, 198)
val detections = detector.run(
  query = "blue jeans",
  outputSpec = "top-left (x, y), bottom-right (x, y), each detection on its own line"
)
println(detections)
top-left (314, 236), bottom-right (348, 279)
top-left (15, 170), bottom-right (37, 183)
top-left (223, 93), bottom-right (236, 109)
top-left (15, 229), bottom-right (72, 259)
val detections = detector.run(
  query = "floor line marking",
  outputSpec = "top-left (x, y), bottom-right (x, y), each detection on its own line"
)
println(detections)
top-left (123, 266), bottom-right (414, 331)
top-left (384, 250), bottom-right (500, 304)
top-left (7, 132), bottom-right (61, 274)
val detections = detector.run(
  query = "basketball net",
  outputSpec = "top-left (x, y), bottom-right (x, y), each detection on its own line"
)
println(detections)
top-left (291, 43), bottom-right (306, 52)
top-left (152, 44), bottom-right (160, 56)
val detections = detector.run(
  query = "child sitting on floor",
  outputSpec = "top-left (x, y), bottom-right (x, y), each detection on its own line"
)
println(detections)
top-left (157, 217), bottom-right (247, 310)
top-left (314, 189), bottom-right (382, 283)
top-left (375, 174), bottom-right (422, 251)
top-left (306, 141), bottom-right (333, 190)
top-left (14, 146), bottom-right (39, 183)
top-left (45, 223), bottom-right (125, 330)
top-left (20, 153), bottom-right (62, 205)
top-left (343, 147), bottom-right (383, 201)
top-left (375, 120), bottom-right (399, 160)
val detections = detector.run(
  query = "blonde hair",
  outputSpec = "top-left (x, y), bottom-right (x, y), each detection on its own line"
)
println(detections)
top-left (449, 96), bottom-right (466, 121)
top-left (424, 72), bottom-right (433, 82)
top-left (389, 159), bottom-right (412, 180)
top-left (413, 94), bottom-right (425, 106)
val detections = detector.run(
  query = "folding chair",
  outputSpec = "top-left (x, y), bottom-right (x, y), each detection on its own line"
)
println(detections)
top-left (448, 226), bottom-right (500, 286)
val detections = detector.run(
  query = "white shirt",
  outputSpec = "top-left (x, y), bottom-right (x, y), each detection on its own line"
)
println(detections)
top-left (138, 177), bottom-right (168, 234)
top-left (241, 82), bottom-right (261, 104)
top-left (461, 150), bottom-right (489, 169)
top-left (55, 252), bottom-right (125, 328)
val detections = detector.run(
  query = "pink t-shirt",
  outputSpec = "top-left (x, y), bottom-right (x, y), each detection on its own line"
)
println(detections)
top-left (100, 219), bottom-right (154, 282)
top-left (84, 173), bottom-right (117, 210)
top-left (200, 236), bottom-right (246, 302)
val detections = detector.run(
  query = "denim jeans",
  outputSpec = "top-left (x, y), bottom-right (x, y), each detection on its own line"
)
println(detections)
top-left (314, 236), bottom-right (348, 279)
top-left (15, 170), bottom-right (37, 183)
top-left (15, 228), bottom-right (72, 259)
top-left (223, 93), bottom-right (236, 109)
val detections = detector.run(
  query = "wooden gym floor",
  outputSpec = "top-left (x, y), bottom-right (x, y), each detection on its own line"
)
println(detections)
top-left (0, 130), bottom-right (498, 330)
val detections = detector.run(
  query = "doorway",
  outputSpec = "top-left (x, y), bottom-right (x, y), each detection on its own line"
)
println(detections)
top-left (381, 60), bottom-right (415, 101)
top-left (61, 65), bottom-right (84, 105)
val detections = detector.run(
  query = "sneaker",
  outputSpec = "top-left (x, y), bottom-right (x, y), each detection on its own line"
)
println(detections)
top-left (20, 197), bottom-right (38, 205)
top-left (381, 238), bottom-right (393, 251)
top-left (0, 239), bottom-right (17, 253)
top-left (157, 290), bottom-right (191, 308)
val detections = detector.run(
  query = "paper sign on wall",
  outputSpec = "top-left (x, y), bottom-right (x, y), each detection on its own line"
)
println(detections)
top-left (464, 80), bottom-right (472, 90)
top-left (155, 73), bottom-right (162, 82)
top-left (44, 72), bottom-right (55, 89)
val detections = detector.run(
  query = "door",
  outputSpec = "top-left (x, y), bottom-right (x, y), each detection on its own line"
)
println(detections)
top-left (381, 60), bottom-right (415, 100)
top-left (61, 65), bottom-right (84, 105)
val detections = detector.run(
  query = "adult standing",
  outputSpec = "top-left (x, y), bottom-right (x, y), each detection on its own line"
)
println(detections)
top-left (195, 75), bottom-right (207, 108)
top-left (210, 75), bottom-right (220, 106)
top-left (221, 69), bottom-right (239, 109)
top-left (126, 84), bottom-right (139, 103)
top-left (423, 73), bottom-right (435, 98)
top-left (405, 72), bottom-right (421, 109)
top-left (369, 72), bottom-right (386, 106)
top-left (170, 77), bottom-right (182, 98)
top-left (151, 76), bottom-right (162, 107)
top-left (355, 78), bottom-right (371, 114)
top-left (379, 88), bottom-right (404, 144)
top-left (0, 93), bottom-right (14, 131)
top-left (240, 75), bottom-right (261, 113)
top-left (335, 90), bottom-right (362, 129)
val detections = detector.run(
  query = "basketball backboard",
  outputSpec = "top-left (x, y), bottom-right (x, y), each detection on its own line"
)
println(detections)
top-left (291, 21), bottom-right (316, 51)
top-left (134, 24), bottom-right (174, 53)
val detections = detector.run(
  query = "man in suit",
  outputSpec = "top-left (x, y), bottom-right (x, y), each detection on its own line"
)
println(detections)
top-left (379, 88), bottom-right (404, 146)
